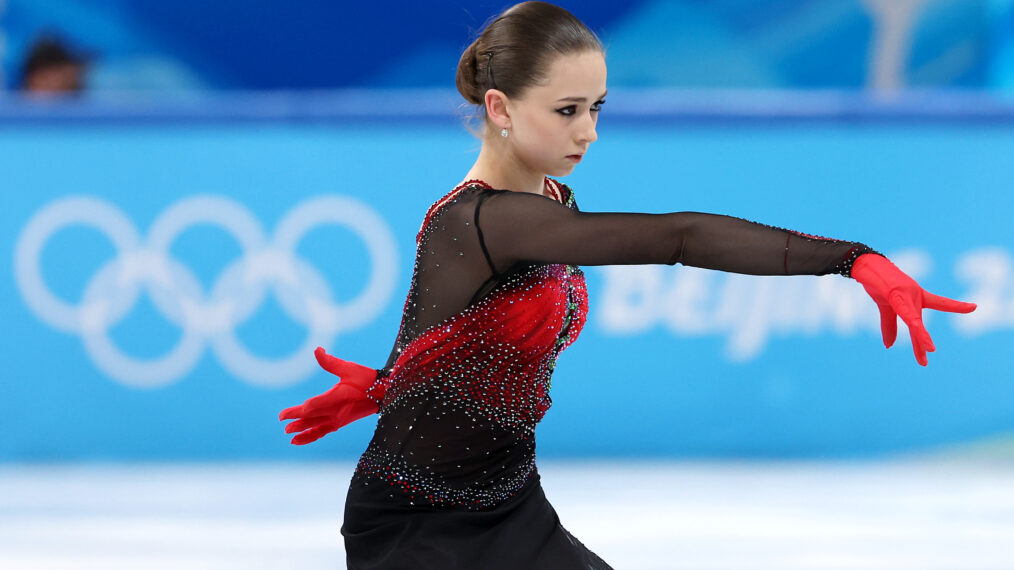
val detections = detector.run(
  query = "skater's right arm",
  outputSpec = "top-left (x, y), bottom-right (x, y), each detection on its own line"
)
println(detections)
top-left (279, 347), bottom-right (386, 444)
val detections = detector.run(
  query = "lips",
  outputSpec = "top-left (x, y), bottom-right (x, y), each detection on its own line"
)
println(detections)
top-left (567, 154), bottom-right (583, 163)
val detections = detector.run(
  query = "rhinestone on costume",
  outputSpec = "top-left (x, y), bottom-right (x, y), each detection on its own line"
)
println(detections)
top-left (350, 178), bottom-right (589, 511)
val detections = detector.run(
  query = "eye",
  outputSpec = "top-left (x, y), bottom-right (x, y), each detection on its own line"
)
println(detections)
top-left (556, 100), bottom-right (606, 117)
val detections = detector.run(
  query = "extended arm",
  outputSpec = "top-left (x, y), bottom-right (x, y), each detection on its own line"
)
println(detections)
top-left (477, 190), bottom-right (870, 276)
top-left (477, 190), bottom-right (975, 365)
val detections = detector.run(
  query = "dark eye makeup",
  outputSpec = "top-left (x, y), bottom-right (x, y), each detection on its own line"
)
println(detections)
top-left (556, 99), bottom-right (606, 116)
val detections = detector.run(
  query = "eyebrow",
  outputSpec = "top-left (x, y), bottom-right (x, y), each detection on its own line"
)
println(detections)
top-left (556, 91), bottom-right (608, 103)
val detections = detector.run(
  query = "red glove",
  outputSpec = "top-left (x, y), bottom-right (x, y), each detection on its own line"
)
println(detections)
top-left (279, 347), bottom-right (383, 445)
top-left (851, 254), bottom-right (976, 366)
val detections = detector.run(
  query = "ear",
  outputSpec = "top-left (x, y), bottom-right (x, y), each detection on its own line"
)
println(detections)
top-left (484, 89), bottom-right (511, 129)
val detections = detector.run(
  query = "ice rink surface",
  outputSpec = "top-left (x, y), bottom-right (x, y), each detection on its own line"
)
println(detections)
top-left (2, 458), bottom-right (1014, 569)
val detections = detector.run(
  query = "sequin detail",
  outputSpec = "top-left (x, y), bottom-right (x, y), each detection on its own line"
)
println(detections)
top-left (352, 178), bottom-right (588, 511)
top-left (381, 262), bottom-right (584, 426)
top-left (782, 231), bottom-right (879, 277)
top-left (355, 445), bottom-right (537, 509)
top-left (832, 244), bottom-right (879, 278)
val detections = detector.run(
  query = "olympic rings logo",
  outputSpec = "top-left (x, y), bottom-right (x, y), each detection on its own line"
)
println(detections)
top-left (14, 195), bottom-right (398, 389)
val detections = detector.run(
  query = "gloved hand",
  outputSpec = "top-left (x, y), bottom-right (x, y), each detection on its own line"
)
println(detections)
top-left (851, 253), bottom-right (976, 366)
top-left (279, 347), bottom-right (382, 445)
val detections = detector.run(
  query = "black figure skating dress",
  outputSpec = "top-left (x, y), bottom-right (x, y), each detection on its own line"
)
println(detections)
top-left (340, 179), bottom-right (873, 569)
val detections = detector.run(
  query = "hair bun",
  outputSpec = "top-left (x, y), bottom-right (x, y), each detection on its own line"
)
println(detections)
top-left (455, 2), bottom-right (603, 120)
top-left (455, 40), bottom-right (483, 105)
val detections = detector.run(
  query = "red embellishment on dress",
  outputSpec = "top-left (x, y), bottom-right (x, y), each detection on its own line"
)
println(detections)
top-left (356, 178), bottom-right (588, 510)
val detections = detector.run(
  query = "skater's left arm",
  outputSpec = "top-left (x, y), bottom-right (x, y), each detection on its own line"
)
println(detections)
top-left (476, 190), bottom-right (976, 365)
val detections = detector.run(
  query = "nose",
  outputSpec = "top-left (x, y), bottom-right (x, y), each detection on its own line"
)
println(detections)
top-left (578, 113), bottom-right (598, 145)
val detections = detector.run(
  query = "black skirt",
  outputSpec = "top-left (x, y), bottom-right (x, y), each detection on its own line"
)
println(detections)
top-left (341, 469), bottom-right (614, 570)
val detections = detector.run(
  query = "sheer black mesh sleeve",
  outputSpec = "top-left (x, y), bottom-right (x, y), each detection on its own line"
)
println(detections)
top-left (370, 183), bottom-right (875, 383)
top-left (475, 189), bottom-right (875, 278)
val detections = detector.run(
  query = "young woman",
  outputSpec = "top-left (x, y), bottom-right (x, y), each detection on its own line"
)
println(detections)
top-left (280, 3), bottom-right (976, 568)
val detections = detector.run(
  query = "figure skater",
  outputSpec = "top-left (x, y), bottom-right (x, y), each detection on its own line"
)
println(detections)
top-left (280, 3), bottom-right (976, 568)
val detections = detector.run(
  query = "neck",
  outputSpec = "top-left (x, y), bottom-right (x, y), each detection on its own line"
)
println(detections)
top-left (463, 135), bottom-right (545, 195)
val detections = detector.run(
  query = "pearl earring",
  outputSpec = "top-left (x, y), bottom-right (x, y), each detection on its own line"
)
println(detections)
top-left (500, 127), bottom-right (509, 138)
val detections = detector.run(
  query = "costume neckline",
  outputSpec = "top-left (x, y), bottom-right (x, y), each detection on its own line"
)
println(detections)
top-left (417, 177), bottom-right (567, 245)
top-left (455, 177), bottom-right (564, 204)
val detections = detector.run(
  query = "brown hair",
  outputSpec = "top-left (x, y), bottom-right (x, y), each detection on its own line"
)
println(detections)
top-left (455, 2), bottom-right (603, 110)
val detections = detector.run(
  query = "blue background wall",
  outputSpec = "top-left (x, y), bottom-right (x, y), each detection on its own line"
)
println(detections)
top-left (1, 97), bottom-right (1008, 462)
top-left (0, 0), bottom-right (1002, 90)
top-left (1, 0), bottom-right (1011, 462)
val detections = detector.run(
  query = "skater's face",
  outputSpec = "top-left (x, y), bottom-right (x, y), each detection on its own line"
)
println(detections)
top-left (499, 50), bottom-right (607, 177)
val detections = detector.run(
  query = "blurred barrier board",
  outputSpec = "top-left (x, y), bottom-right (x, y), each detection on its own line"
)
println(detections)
top-left (0, 1), bottom-right (994, 90)
top-left (0, 92), bottom-right (1010, 461)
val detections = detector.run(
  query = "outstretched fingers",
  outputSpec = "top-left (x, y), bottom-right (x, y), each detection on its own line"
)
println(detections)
top-left (279, 404), bottom-right (304, 421)
top-left (279, 386), bottom-right (345, 421)
top-left (314, 346), bottom-right (351, 377)
top-left (295, 379), bottom-right (352, 409)
top-left (922, 291), bottom-right (977, 314)
top-left (907, 326), bottom-right (930, 366)
top-left (890, 291), bottom-right (936, 366)
top-left (291, 425), bottom-right (335, 446)
top-left (283, 416), bottom-right (331, 434)
top-left (877, 304), bottom-right (898, 349)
